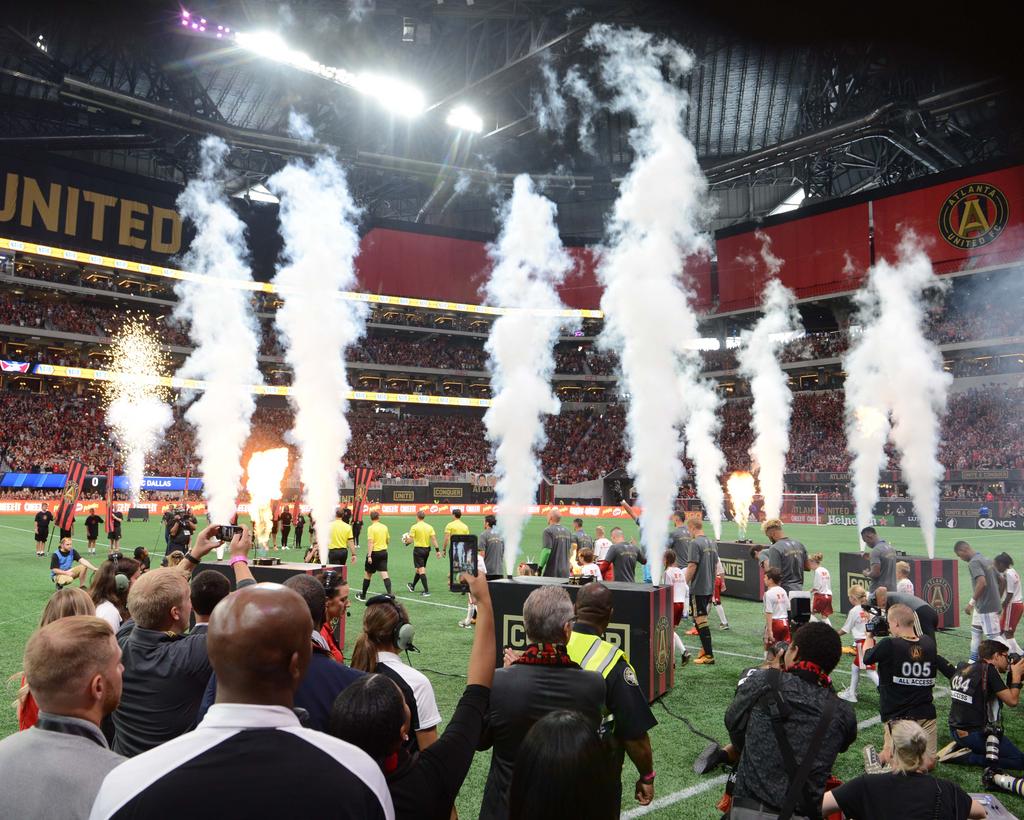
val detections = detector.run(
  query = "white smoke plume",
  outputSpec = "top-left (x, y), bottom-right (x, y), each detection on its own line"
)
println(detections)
top-left (736, 234), bottom-right (802, 519)
top-left (533, 58), bottom-right (568, 134)
top-left (564, 66), bottom-right (598, 155)
top-left (681, 361), bottom-right (726, 539)
top-left (269, 146), bottom-right (366, 565)
top-left (174, 137), bottom-right (263, 528)
top-left (483, 174), bottom-right (573, 573)
top-left (587, 25), bottom-right (716, 578)
top-left (843, 234), bottom-right (951, 556)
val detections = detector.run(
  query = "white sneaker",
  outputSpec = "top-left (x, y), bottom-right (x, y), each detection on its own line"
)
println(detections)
top-left (458, 618), bottom-right (473, 628)
top-left (837, 688), bottom-right (858, 703)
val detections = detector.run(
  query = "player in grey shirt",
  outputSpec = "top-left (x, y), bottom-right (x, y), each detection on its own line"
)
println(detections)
top-left (955, 540), bottom-right (1006, 661)
top-left (571, 519), bottom-right (594, 554)
top-left (762, 519), bottom-right (810, 592)
top-left (670, 510), bottom-right (692, 569)
top-left (862, 527), bottom-right (897, 594)
top-left (479, 514), bottom-right (505, 577)
top-left (540, 512), bottom-right (573, 578)
top-left (684, 518), bottom-right (719, 664)
top-left (604, 527), bottom-right (647, 583)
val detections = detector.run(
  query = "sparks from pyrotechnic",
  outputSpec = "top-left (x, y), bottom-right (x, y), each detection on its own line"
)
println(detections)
top-left (246, 447), bottom-right (289, 548)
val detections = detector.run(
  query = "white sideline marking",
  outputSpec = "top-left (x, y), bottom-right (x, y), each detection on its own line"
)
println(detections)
top-left (622, 774), bottom-right (728, 818)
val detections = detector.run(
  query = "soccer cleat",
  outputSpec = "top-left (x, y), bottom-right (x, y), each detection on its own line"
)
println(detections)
top-left (837, 688), bottom-right (858, 703)
top-left (686, 627), bottom-right (699, 636)
top-left (355, 593), bottom-right (366, 602)
top-left (458, 618), bottom-right (473, 628)
top-left (694, 652), bottom-right (715, 665)
top-left (406, 582), bottom-right (416, 593)
top-left (693, 741), bottom-right (726, 774)
top-left (841, 645), bottom-right (857, 655)
top-left (719, 624), bottom-right (730, 630)
top-left (679, 650), bottom-right (691, 666)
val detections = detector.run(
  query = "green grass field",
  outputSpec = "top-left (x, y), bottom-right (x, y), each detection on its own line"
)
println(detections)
top-left (2, 514), bottom-right (1022, 818)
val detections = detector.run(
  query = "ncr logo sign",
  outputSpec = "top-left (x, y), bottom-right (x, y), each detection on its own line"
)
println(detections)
top-left (978, 518), bottom-right (1017, 530)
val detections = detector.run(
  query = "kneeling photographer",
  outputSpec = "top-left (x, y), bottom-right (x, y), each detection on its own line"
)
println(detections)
top-left (723, 623), bottom-right (857, 819)
top-left (873, 588), bottom-right (938, 639)
top-left (861, 604), bottom-right (955, 771)
top-left (946, 639), bottom-right (1024, 770)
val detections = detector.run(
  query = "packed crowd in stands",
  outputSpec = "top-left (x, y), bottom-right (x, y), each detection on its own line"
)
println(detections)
top-left (3, 384), bottom-right (1023, 483)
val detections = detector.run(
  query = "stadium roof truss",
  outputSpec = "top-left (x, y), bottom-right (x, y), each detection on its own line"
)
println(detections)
top-left (0, 2), bottom-right (1020, 235)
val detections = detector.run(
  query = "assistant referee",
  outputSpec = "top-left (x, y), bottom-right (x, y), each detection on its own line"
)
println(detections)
top-left (406, 510), bottom-right (438, 597)
top-left (358, 511), bottom-right (391, 600)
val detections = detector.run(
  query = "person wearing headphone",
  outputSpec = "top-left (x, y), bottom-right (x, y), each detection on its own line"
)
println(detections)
top-left (89, 554), bottom-right (140, 631)
top-left (351, 596), bottom-right (441, 752)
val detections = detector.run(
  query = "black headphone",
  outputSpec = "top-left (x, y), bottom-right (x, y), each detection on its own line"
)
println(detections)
top-left (366, 595), bottom-right (416, 652)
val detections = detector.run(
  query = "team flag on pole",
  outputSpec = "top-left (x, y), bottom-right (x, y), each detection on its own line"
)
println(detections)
top-left (351, 467), bottom-right (375, 525)
top-left (55, 460), bottom-right (87, 533)
top-left (104, 464), bottom-right (116, 535)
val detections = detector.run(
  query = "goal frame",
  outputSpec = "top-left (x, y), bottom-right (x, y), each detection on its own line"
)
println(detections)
top-left (751, 493), bottom-right (821, 526)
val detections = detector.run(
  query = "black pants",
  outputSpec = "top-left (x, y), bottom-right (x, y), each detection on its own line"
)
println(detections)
top-left (294, 528), bottom-right (304, 549)
top-left (281, 525), bottom-right (291, 547)
top-left (916, 604), bottom-right (938, 639)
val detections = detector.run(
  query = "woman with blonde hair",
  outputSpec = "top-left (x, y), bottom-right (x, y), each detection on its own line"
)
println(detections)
top-left (822, 720), bottom-right (986, 818)
top-left (14, 587), bottom-right (95, 729)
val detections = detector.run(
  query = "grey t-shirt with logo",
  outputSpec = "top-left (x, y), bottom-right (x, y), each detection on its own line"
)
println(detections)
top-left (869, 540), bottom-right (897, 593)
top-left (768, 537), bottom-right (808, 592)
top-left (969, 553), bottom-right (1003, 615)
top-left (670, 526), bottom-right (692, 569)
top-left (686, 535), bottom-right (719, 597)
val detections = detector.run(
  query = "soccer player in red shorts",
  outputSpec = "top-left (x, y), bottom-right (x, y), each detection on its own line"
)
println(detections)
top-left (808, 552), bottom-right (833, 623)
top-left (663, 550), bottom-right (691, 664)
top-left (996, 553), bottom-right (1024, 655)
top-left (837, 584), bottom-right (879, 702)
top-left (763, 569), bottom-right (791, 656)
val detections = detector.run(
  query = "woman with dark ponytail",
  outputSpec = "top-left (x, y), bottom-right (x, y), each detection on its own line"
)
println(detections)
top-left (89, 555), bottom-right (140, 631)
top-left (350, 595), bottom-right (441, 751)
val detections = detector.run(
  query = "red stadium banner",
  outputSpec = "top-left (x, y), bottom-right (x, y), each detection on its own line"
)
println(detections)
top-left (54, 460), bottom-right (87, 532)
top-left (104, 464), bottom-right (115, 535)
top-left (351, 468), bottom-right (374, 524)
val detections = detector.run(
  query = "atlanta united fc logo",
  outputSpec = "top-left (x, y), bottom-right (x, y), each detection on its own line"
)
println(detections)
top-left (938, 183), bottom-right (1009, 249)
top-left (924, 576), bottom-right (953, 615)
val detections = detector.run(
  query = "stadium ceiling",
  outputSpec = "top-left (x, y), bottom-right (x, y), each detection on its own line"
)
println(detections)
top-left (1, 1), bottom-right (1021, 236)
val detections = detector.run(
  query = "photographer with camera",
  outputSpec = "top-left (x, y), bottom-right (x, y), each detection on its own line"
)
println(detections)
top-left (861, 604), bottom-right (955, 772)
top-left (873, 588), bottom-right (939, 639)
top-left (946, 639), bottom-right (1024, 770)
top-left (166, 508), bottom-right (198, 556)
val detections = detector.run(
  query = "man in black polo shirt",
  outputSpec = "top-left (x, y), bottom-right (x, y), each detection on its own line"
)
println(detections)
top-left (34, 503), bottom-right (53, 557)
top-left (947, 639), bottom-right (1024, 769)
top-left (862, 604), bottom-right (954, 771)
top-left (111, 528), bottom-right (221, 756)
top-left (85, 511), bottom-right (104, 555)
top-left (604, 527), bottom-right (647, 583)
top-left (90, 584), bottom-right (392, 819)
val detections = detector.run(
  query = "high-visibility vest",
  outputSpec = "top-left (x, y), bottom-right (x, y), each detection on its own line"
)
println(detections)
top-left (566, 630), bottom-right (632, 679)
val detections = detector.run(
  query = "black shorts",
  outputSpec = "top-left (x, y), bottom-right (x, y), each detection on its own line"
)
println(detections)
top-left (87, 531), bottom-right (99, 541)
top-left (366, 550), bottom-right (388, 573)
top-left (413, 547), bottom-right (431, 569)
top-left (36, 530), bottom-right (49, 543)
top-left (60, 529), bottom-right (73, 539)
top-left (691, 594), bottom-right (711, 619)
top-left (109, 529), bottom-right (121, 541)
top-left (328, 548), bottom-right (348, 564)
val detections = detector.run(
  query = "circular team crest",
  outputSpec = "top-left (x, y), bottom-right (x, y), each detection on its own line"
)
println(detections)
top-left (923, 576), bottom-right (953, 615)
top-left (938, 183), bottom-right (1009, 249)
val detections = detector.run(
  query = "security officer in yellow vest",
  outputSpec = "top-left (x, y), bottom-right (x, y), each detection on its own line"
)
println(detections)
top-left (567, 582), bottom-right (657, 808)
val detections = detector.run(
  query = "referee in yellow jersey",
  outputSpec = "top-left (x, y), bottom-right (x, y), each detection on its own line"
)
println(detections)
top-left (356, 510), bottom-right (390, 601)
top-left (406, 510), bottom-right (438, 597)
top-left (325, 508), bottom-right (355, 565)
top-left (443, 509), bottom-right (470, 557)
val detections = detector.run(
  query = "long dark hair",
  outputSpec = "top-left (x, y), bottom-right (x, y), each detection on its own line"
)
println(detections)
top-left (327, 673), bottom-right (406, 764)
top-left (89, 556), bottom-right (139, 619)
top-left (351, 600), bottom-right (406, 673)
top-left (509, 711), bottom-right (618, 820)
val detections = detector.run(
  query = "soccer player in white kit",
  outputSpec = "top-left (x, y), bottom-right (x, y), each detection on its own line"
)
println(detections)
top-left (809, 552), bottom-right (833, 624)
top-left (663, 549), bottom-right (690, 664)
top-left (996, 552), bottom-right (1024, 655)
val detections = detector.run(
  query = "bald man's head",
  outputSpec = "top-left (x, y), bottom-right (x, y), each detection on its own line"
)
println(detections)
top-left (208, 584), bottom-right (313, 705)
top-left (575, 582), bottom-right (614, 630)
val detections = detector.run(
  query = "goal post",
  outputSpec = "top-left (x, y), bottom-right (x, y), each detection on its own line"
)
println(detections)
top-left (747, 493), bottom-right (821, 526)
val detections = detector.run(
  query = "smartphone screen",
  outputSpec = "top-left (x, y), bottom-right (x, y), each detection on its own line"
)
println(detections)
top-left (449, 534), bottom-right (478, 593)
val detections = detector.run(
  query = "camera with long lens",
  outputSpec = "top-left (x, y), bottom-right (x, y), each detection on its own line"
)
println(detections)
top-left (863, 605), bottom-right (890, 637)
top-left (1008, 652), bottom-right (1023, 666)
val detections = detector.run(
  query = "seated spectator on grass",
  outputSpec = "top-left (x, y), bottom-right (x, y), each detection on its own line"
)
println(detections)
top-left (479, 585), bottom-right (605, 820)
top-left (330, 571), bottom-right (494, 820)
top-left (90, 584), bottom-right (393, 819)
top-left (508, 710), bottom-right (619, 820)
top-left (51, 536), bottom-right (99, 588)
top-left (16, 587), bottom-right (95, 730)
top-left (0, 617), bottom-right (124, 819)
top-left (822, 720), bottom-right (987, 819)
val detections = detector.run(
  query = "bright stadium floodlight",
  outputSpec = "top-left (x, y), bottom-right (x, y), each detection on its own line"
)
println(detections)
top-left (354, 73), bottom-right (426, 117)
top-left (446, 104), bottom-right (483, 133)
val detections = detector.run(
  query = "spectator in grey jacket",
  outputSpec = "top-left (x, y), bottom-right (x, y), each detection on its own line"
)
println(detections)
top-left (0, 616), bottom-right (124, 819)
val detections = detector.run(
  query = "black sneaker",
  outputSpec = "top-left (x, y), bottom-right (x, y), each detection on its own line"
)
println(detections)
top-left (406, 582), bottom-right (415, 593)
top-left (355, 593), bottom-right (366, 602)
top-left (693, 741), bottom-right (726, 774)
top-left (421, 591), bottom-right (431, 597)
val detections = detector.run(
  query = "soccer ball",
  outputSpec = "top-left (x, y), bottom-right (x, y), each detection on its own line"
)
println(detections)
top-left (402, 532), bottom-right (413, 545)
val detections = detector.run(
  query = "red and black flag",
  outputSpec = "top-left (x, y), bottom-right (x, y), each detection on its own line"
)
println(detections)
top-left (351, 467), bottom-right (375, 524)
top-left (104, 464), bottom-right (116, 535)
top-left (55, 460), bottom-right (87, 533)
